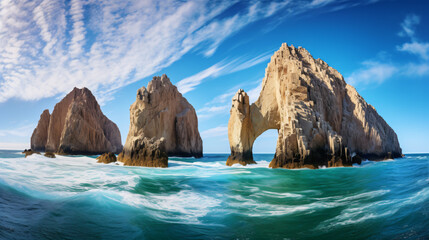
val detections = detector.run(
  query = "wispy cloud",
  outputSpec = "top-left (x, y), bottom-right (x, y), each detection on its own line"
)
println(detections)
top-left (347, 13), bottom-right (429, 86)
top-left (0, 0), bottom-right (375, 104)
top-left (398, 14), bottom-right (420, 40)
top-left (397, 14), bottom-right (429, 60)
top-left (197, 104), bottom-right (230, 119)
top-left (346, 61), bottom-right (397, 85)
top-left (397, 42), bottom-right (429, 60)
top-left (177, 51), bottom-right (273, 94)
top-left (0, 0), bottom-right (285, 104)
top-left (247, 83), bottom-right (262, 104)
top-left (201, 125), bottom-right (228, 138)
top-left (177, 63), bottom-right (227, 94)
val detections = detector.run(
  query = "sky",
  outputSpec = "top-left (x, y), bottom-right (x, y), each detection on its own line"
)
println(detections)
top-left (0, 0), bottom-right (428, 154)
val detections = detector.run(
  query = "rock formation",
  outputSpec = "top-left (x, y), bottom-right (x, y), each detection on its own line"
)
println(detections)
top-left (22, 149), bottom-right (40, 157)
top-left (31, 87), bottom-right (123, 155)
top-left (227, 43), bottom-right (402, 168)
top-left (31, 110), bottom-right (50, 151)
top-left (118, 74), bottom-right (202, 167)
top-left (44, 152), bottom-right (56, 158)
top-left (119, 138), bottom-right (168, 167)
top-left (97, 152), bottom-right (117, 164)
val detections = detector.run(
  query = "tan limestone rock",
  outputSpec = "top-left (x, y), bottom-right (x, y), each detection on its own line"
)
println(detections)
top-left (118, 74), bottom-right (202, 167)
top-left (227, 43), bottom-right (402, 168)
top-left (32, 87), bottom-right (122, 155)
top-left (97, 152), bottom-right (117, 164)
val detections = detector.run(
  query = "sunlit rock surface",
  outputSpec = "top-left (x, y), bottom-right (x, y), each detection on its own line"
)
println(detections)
top-left (227, 43), bottom-right (402, 168)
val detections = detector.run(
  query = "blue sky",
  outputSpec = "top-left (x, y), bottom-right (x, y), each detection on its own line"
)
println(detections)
top-left (0, 0), bottom-right (428, 153)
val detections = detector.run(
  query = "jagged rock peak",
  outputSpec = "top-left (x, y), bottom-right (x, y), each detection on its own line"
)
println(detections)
top-left (31, 87), bottom-right (123, 155)
top-left (119, 74), bottom-right (203, 167)
top-left (227, 43), bottom-right (402, 169)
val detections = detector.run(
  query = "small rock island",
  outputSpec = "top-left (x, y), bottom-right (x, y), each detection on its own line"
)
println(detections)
top-left (31, 87), bottom-right (123, 155)
top-left (227, 43), bottom-right (402, 168)
top-left (118, 74), bottom-right (202, 167)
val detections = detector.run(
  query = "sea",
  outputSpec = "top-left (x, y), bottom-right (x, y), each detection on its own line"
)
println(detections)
top-left (0, 150), bottom-right (428, 240)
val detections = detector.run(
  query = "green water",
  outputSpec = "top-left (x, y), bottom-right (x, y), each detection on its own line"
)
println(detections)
top-left (0, 151), bottom-right (428, 239)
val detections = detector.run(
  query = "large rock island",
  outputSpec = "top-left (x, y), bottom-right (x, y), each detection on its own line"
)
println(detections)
top-left (31, 87), bottom-right (122, 155)
top-left (227, 43), bottom-right (402, 168)
top-left (118, 74), bottom-right (202, 167)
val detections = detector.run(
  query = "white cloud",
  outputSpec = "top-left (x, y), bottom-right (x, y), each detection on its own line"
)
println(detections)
top-left (0, 0), bottom-right (287, 104)
top-left (346, 61), bottom-right (397, 85)
top-left (177, 51), bottom-right (272, 95)
top-left (247, 83), bottom-right (262, 104)
top-left (397, 14), bottom-right (429, 61)
top-left (310, 0), bottom-right (335, 7)
top-left (0, 0), bottom-right (372, 104)
top-left (405, 63), bottom-right (429, 76)
top-left (197, 104), bottom-right (230, 119)
top-left (177, 63), bottom-right (227, 94)
top-left (201, 125), bottom-right (228, 138)
top-left (398, 14), bottom-right (420, 39)
top-left (397, 41), bottom-right (429, 60)
top-left (232, 51), bottom-right (274, 72)
top-left (346, 14), bottom-right (429, 86)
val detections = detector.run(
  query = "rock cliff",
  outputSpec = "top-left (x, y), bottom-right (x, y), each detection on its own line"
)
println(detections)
top-left (118, 74), bottom-right (202, 167)
top-left (31, 87), bottom-right (122, 155)
top-left (227, 43), bottom-right (402, 168)
top-left (31, 110), bottom-right (50, 151)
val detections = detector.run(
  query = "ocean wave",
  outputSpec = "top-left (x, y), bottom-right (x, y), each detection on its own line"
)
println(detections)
top-left (225, 189), bottom-right (391, 218)
top-left (253, 190), bottom-right (304, 199)
top-left (318, 187), bottom-right (429, 229)
top-left (79, 188), bottom-right (222, 225)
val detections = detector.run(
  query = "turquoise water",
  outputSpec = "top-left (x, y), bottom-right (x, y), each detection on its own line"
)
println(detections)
top-left (0, 150), bottom-right (427, 239)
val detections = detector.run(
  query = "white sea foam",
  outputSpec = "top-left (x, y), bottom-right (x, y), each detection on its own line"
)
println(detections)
top-left (0, 154), bottom-right (225, 224)
top-left (230, 160), bottom-right (271, 168)
top-left (1, 153), bottom-right (427, 228)
top-left (254, 190), bottom-right (303, 199)
top-left (318, 187), bottom-right (429, 229)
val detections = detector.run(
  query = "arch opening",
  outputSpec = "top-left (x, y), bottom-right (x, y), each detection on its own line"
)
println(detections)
top-left (252, 129), bottom-right (278, 162)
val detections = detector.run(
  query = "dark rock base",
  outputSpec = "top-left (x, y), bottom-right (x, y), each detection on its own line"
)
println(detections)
top-left (226, 151), bottom-right (256, 166)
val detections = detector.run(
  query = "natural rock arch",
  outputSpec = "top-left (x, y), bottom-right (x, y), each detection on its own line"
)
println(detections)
top-left (226, 89), bottom-right (280, 166)
top-left (226, 43), bottom-right (402, 168)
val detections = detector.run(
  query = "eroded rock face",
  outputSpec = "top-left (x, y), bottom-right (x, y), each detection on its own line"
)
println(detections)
top-left (118, 137), bottom-right (168, 167)
top-left (31, 110), bottom-right (50, 151)
top-left (227, 43), bottom-right (402, 168)
top-left (118, 74), bottom-right (202, 167)
top-left (31, 87), bottom-right (122, 155)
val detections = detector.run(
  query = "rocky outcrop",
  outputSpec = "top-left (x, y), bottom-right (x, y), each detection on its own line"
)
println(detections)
top-left (118, 74), bottom-right (202, 167)
top-left (227, 43), bottom-right (402, 168)
top-left (118, 137), bottom-right (168, 167)
top-left (31, 110), bottom-right (50, 151)
top-left (44, 152), bottom-right (56, 158)
top-left (97, 152), bottom-right (117, 164)
top-left (31, 87), bottom-right (123, 155)
top-left (22, 149), bottom-right (40, 157)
